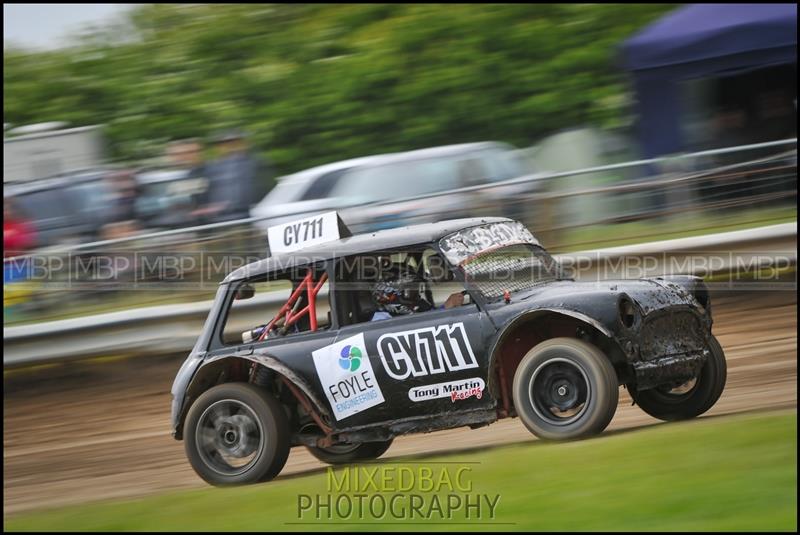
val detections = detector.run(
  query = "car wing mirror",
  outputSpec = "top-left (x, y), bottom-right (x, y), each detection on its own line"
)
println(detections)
top-left (235, 283), bottom-right (256, 300)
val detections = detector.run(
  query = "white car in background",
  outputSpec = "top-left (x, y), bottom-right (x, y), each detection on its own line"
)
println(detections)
top-left (250, 142), bottom-right (544, 236)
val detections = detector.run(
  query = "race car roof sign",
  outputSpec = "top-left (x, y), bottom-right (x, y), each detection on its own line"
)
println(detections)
top-left (267, 211), bottom-right (352, 255)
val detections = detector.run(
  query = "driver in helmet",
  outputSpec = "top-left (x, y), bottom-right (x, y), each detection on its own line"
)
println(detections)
top-left (371, 268), bottom-right (464, 321)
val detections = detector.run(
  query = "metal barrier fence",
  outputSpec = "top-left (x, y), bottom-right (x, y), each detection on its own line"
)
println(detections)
top-left (4, 222), bottom-right (796, 367)
top-left (3, 138), bottom-right (796, 326)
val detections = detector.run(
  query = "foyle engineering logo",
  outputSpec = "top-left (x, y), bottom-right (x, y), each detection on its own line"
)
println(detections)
top-left (313, 333), bottom-right (385, 420)
top-left (339, 345), bottom-right (362, 372)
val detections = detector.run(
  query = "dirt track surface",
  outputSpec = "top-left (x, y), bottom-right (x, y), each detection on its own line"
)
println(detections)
top-left (3, 290), bottom-right (797, 516)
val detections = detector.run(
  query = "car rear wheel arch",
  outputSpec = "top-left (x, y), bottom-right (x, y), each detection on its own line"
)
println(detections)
top-left (488, 310), bottom-right (626, 414)
top-left (183, 381), bottom-right (291, 485)
top-left (177, 356), bottom-right (330, 440)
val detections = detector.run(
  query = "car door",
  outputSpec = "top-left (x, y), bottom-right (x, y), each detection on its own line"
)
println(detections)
top-left (330, 294), bottom-right (497, 428)
top-left (211, 265), bottom-right (341, 409)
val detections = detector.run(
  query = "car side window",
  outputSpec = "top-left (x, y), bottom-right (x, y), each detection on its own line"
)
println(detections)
top-left (334, 253), bottom-right (394, 326)
top-left (421, 249), bottom-right (471, 308)
top-left (17, 190), bottom-right (61, 220)
top-left (221, 265), bottom-right (331, 346)
top-left (328, 159), bottom-right (462, 201)
top-left (333, 248), bottom-right (470, 327)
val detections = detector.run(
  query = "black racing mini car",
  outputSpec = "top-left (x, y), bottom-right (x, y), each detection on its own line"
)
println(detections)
top-left (171, 215), bottom-right (726, 485)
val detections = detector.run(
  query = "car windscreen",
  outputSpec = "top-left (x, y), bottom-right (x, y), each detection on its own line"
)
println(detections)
top-left (459, 243), bottom-right (559, 299)
top-left (300, 168), bottom-right (352, 200)
top-left (263, 176), bottom-right (308, 205)
top-left (438, 221), bottom-right (558, 299)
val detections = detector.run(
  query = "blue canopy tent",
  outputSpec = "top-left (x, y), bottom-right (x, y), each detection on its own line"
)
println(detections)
top-left (621, 4), bottom-right (797, 158)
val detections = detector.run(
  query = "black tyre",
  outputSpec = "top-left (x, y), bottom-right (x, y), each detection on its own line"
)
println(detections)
top-left (184, 382), bottom-right (290, 486)
top-left (512, 338), bottom-right (619, 441)
top-left (631, 334), bottom-right (727, 421)
top-left (306, 439), bottom-right (393, 465)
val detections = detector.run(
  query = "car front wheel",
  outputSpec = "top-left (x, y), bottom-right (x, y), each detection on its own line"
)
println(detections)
top-left (512, 338), bottom-right (619, 441)
top-left (630, 334), bottom-right (727, 421)
top-left (184, 382), bottom-right (290, 486)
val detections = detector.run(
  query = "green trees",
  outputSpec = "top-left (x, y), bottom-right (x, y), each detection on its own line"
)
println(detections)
top-left (4, 4), bottom-right (675, 176)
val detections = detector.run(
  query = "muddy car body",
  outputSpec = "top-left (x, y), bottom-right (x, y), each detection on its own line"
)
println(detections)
top-left (171, 216), bottom-right (726, 485)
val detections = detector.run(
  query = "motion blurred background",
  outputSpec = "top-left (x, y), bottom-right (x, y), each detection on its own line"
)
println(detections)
top-left (3, 3), bottom-right (796, 323)
top-left (3, 3), bottom-right (797, 529)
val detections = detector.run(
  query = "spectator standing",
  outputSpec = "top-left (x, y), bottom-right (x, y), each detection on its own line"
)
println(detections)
top-left (164, 139), bottom-right (217, 222)
top-left (204, 129), bottom-right (274, 222)
top-left (101, 169), bottom-right (141, 240)
top-left (166, 138), bottom-right (205, 172)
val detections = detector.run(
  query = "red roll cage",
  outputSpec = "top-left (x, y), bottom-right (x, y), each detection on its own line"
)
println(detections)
top-left (258, 268), bottom-right (328, 341)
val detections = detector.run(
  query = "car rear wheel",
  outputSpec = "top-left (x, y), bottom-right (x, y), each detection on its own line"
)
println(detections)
top-left (512, 338), bottom-right (619, 441)
top-left (184, 382), bottom-right (290, 486)
top-left (306, 439), bottom-right (393, 465)
top-left (631, 334), bottom-right (727, 421)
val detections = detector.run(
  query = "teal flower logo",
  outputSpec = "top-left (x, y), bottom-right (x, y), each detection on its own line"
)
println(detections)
top-left (339, 345), bottom-right (362, 372)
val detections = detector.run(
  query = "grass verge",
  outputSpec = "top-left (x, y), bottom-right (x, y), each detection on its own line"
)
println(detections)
top-left (4, 410), bottom-right (797, 532)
